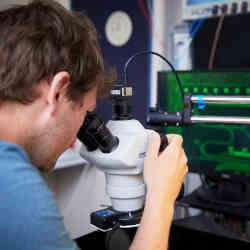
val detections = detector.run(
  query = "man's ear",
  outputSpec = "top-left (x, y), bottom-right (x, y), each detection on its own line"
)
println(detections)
top-left (47, 71), bottom-right (70, 115)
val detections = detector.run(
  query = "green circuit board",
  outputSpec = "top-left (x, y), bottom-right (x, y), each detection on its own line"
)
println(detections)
top-left (158, 71), bottom-right (250, 178)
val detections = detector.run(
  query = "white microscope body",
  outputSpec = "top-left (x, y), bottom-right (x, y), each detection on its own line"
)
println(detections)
top-left (79, 119), bottom-right (151, 212)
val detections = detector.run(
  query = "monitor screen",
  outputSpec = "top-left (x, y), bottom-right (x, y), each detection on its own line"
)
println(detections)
top-left (187, 0), bottom-right (225, 5)
top-left (157, 70), bottom-right (250, 181)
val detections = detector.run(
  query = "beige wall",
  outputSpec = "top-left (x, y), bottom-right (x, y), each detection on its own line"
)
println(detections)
top-left (56, 0), bottom-right (70, 9)
top-left (0, 0), bottom-right (70, 9)
top-left (44, 165), bottom-right (110, 239)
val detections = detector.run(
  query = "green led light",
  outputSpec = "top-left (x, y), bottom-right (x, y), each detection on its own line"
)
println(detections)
top-left (213, 88), bottom-right (219, 94)
top-left (193, 87), bottom-right (199, 93)
top-left (224, 87), bottom-right (229, 94)
top-left (184, 87), bottom-right (189, 93)
top-left (242, 147), bottom-right (248, 153)
top-left (203, 87), bottom-right (208, 94)
top-left (234, 88), bottom-right (240, 94)
top-left (246, 88), bottom-right (250, 95)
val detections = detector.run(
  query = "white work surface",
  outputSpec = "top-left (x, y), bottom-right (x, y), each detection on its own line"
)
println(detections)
top-left (44, 161), bottom-right (110, 239)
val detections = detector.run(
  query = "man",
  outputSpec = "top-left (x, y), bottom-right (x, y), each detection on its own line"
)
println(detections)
top-left (0, 1), bottom-right (188, 250)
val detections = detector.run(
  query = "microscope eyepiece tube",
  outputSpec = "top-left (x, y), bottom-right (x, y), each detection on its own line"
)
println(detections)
top-left (77, 111), bottom-right (118, 153)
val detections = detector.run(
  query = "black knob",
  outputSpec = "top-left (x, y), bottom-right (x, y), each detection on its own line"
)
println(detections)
top-left (221, 4), bottom-right (228, 14)
top-left (212, 5), bottom-right (219, 15)
top-left (242, 1), bottom-right (248, 13)
top-left (231, 3), bottom-right (238, 14)
top-left (159, 134), bottom-right (168, 153)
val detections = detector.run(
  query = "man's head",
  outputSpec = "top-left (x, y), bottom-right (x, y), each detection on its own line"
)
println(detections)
top-left (0, 0), bottom-right (109, 104)
top-left (0, 0), bottom-right (114, 171)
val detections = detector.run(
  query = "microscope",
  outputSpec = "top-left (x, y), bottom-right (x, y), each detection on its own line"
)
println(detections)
top-left (76, 51), bottom-right (250, 232)
top-left (77, 52), bottom-right (170, 232)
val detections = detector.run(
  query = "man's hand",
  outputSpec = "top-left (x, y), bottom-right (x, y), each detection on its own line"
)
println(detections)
top-left (130, 132), bottom-right (188, 250)
top-left (144, 132), bottom-right (188, 205)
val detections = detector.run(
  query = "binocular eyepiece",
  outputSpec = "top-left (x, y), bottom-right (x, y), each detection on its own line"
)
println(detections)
top-left (77, 111), bottom-right (119, 153)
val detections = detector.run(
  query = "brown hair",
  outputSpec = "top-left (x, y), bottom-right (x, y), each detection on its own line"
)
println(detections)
top-left (0, 0), bottom-right (115, 104)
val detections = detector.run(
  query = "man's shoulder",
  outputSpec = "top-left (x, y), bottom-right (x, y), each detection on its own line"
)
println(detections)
top-left (0, 141), bottom-right (77, 250)
top-left (0, 140), bottom-right (50, 205)
top-left (0, 140), bottom-right (32, 167)
top-left (0, 140), bottom-right (41, 185)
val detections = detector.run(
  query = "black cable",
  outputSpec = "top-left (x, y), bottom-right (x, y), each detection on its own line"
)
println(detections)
top-left (123, 50), bottom-right (185, 106)
top-left (123, 51), bottom-right (186, 200)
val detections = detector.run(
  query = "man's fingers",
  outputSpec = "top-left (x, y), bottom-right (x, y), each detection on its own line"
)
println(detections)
top-left (182, 165), bottom-right (189, 181)
top-left (180, 149), bottom-right (188, 165)
top-left (166, 134), bottom-right (183, 146)
top-left (147, 131), bottom-right (161, 158)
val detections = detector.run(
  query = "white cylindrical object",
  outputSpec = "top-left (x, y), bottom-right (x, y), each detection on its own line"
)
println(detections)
top-left (150, 0), bottom-right (169, 107)
top-left (191, 115), bottom-right (250, 124)
top-left (191, 95), bottom-right (250, 104)
top-left (105, 173), bottom-right (146, 212)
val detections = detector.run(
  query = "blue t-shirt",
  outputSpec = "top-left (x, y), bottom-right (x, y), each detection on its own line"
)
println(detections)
top-left (0, 141), bottom-right (77, 250)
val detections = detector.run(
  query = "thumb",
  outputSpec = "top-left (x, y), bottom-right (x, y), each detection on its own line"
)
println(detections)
top-left (146, 131), bottom-right (161, 159)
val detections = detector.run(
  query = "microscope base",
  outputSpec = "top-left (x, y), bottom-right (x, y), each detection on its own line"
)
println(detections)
top-left (90, 207), bottom-right (143, 232)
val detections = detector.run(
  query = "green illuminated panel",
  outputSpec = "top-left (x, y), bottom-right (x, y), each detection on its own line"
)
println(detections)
top-left (158, 71), bottom-right (250, 178)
